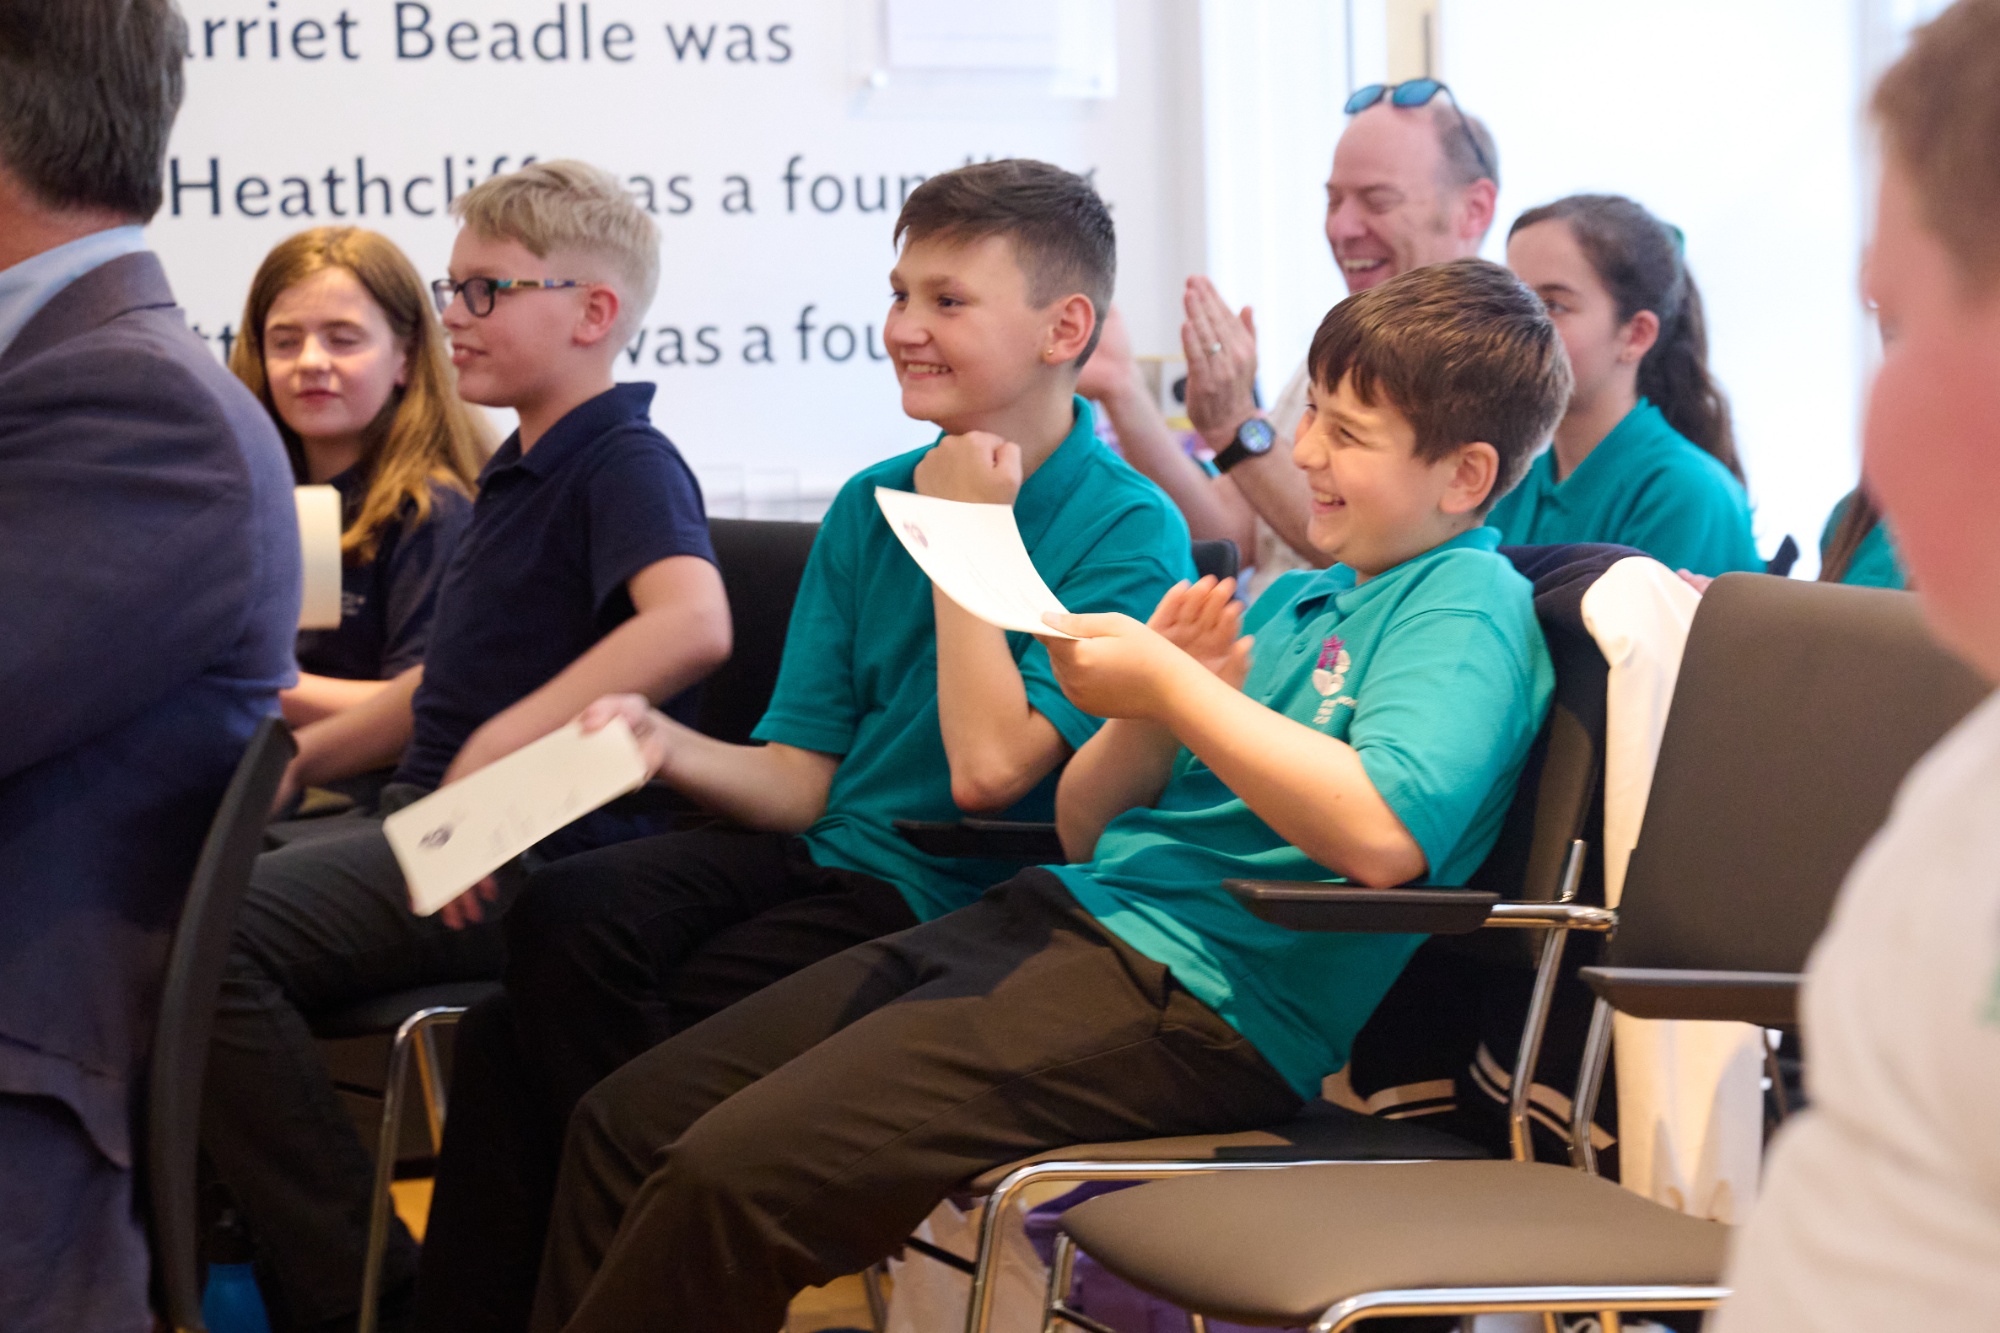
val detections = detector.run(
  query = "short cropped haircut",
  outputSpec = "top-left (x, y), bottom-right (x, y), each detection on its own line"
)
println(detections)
top-left (1430, 103), bottom-right (1501, 193)
top-left (1874, 0), bottom-right (2000, 292)
top-left (894, 159), bottom-right (1116, 365)
top-left (1308, 258), bottom-right (1571, 510)
top-left (452, 160), bottom-right (661, 334)
top-left (0, 0), bottom-right (186, 219)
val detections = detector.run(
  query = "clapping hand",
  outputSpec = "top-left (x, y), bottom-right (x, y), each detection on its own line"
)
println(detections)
top-left (1147, 576), bottom-right (1253, 689)
top-left (1180, 277), bottom-right (1259, 453)
top-left (1040, 577), bottom-right (1253, 718)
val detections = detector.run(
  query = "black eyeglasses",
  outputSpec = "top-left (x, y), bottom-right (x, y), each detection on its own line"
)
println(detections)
top-left (430, 276), bottom-right (588, 318)
top-left (1344, 79), bottom-right (1496, 184)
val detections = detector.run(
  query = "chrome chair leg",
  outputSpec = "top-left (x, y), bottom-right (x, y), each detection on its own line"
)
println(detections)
top-left (413, 1016), bottom-right (453, 1151)
top-left (861, 1262), bottom-right (890, 1332)
top-left (1041, 1232), bottom-right (1077, 1333)
top-left (355, 1005), bottom-right (466, 1333)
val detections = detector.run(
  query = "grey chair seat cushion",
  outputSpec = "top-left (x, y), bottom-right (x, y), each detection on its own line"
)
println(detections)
top-left (312, 980), bottom-right (501, 1039)
top-left (965, 1099), bottom-right (1487, 1196)
top-left (1062, 1160), bottom-right (1730, 1326)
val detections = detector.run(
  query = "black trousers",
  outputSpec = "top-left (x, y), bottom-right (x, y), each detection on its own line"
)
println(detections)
top-left (414, 826), bottom-right (919, 1333)
top-left (200, 791), bottom-right (527, 1332)
top-left (532, 869), bottom-right (1304, 1333)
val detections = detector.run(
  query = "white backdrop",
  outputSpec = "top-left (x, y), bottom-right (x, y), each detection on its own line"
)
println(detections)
top-left (150, 0), bottom-right (1206, 508)
top-left (1443, 0), bottom-right (1872, 574)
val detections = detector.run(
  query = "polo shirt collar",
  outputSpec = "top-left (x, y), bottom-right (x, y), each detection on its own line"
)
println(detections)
top-left (1292, 525), bottom-right (1502, 621)
top-left (941, 395), bottom-right (1097, 550)
top-left (483, 382), bottom-right (657, 482)
top-left (1543, 397), bottom-right (1666, 503)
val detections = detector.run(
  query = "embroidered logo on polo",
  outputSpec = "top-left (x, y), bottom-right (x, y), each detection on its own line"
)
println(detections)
top-left (1312, 634), bottom-right (1357, 725)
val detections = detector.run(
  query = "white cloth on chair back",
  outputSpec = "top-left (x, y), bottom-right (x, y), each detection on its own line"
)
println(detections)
top-left (1580, 557), bottom-right (1765, 1222)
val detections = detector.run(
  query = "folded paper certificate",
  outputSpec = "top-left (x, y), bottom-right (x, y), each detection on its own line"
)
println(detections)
top-left (385, 719), bottom-right (650, 916)
top-left (874, 487), bottom-right (1076, 637)
top-left (295, 485), bottom-right (344, 630)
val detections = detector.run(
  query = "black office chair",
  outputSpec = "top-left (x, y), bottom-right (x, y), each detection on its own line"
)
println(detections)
top-left (149, 717), bottom-right (297, 1333)
top-left (326, 517), bottom-right (825, 1333)
top-left (1189, 538), bottom-right (1239, 584)
top-left (696, 518), bottom-right (822, 745)
top-left (1057, 575), bottom-right (1988, 1331)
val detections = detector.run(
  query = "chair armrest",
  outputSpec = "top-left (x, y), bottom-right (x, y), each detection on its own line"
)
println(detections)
top-left (893, 819), bottom-right (1066, 863)
top-left (1227, 880), bottom-right (1501, 934)
top-left (1580, 965), bottom-right (1799, 1027)
top-left (1226, 881), bottom-right (1618, 936)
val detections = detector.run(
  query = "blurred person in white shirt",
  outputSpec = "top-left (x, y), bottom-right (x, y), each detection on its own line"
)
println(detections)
top-left (1714, 1), bottom-right (2000, 1327)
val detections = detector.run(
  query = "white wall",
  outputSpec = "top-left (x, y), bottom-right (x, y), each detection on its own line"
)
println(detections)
top-left (1441, 0), bottom-right (1869, 572)
top-left (1194, 0), bottom-right (1354, 394)
top-left (151, 0), bottom-right (1206, 508)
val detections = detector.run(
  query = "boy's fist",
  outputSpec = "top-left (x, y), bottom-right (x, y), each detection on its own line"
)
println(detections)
top-left (914, 431), bottom-right (1023, 505)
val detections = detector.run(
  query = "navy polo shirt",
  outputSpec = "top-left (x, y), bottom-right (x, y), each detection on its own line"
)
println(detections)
top-left (396, 383), bottom-right (713, 804)
top-left (295, 469), bottom-right (473, 681)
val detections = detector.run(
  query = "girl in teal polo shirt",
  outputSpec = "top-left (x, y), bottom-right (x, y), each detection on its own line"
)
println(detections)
top-left (1494, 194), bottom-right (1761, 576)
top-left (1820, 486), bottom-right (1907, 589)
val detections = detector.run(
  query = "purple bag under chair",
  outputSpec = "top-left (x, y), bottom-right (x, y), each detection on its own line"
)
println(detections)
top-left (1022, 1183), bottom-right (1302, 1333)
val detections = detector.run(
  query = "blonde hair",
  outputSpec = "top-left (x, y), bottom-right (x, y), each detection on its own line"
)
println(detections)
top-left (1874, 0), bottom-right (2000, 291)
top-left (232, 226), bottom-right (490, 564)
top-left (451, 159), bottom-right (661, 335)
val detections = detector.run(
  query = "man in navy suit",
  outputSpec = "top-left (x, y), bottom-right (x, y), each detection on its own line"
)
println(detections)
top-left (0, 3), bottom-right (301, 1328)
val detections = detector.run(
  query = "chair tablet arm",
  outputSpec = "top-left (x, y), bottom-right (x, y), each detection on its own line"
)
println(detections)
top-left (1580, 965), bottom-right (1799, 1027)
top-left (1227, 881), bottom-right (1501, 934)
top-left (1227, 882), bottom-right (1618, 936)
top-left (893, 818), bottom-right (1067, 864)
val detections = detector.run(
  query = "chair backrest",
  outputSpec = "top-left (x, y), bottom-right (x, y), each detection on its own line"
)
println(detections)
top-left (1610, 574), bottom-right (1987, 976)
top-left (148, 716), bottom-right (296, 1333)
top-left (1191, 539), bottom-right (1240, 584)
top-left (1464, 545), bottom-right (1623, 908)
top-left (696, 518), bottom-right (821, 745)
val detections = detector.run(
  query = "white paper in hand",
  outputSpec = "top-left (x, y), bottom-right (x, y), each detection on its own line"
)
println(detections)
top-left (874, 487), bottom-right (1075, 637)
top-left (385, 719), bottom-right (650, 916)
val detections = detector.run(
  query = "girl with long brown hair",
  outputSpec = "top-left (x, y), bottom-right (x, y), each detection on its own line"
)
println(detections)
top-left (1494, 193), bottom-right (1763, 576)
top-left (231, 226), bottom-right (491, 726)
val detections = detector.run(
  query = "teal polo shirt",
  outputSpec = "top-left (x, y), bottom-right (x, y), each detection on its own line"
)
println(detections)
top-left (1819, 494), bottom-right (1906, 590)
top-left (754, 397), bottom-right (1194, 921)
top-left (1490, 398), bottom-right (1760, 576)
top-left (1054, 527), bottom-right (1553, 1097)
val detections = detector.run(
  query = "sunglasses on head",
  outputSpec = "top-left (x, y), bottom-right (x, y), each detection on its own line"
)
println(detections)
top-left (1343, 79), bottom-right (1496, 184)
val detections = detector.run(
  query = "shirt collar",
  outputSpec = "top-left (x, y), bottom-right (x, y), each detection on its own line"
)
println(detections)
top-left (1545, 398), bottom-right (1666, 500)
top-left (1292, 525), bottom-right (1503, 620)
top-left (1011, 396), bottom-right (1100, 549)
top-left (482, 382), bottom-right (658, 482)
top-left (0, 226), bottom-right (148, 361)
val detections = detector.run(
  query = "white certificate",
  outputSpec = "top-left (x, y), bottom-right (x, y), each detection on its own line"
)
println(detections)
top-left (295, 485), bottom-right (344, 630)
top-left (874, 487), bottom-right (1076, 638)
top-left (384, 719), bottom-right (650, 916)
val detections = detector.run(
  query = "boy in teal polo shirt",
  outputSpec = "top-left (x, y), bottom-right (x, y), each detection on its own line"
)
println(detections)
top-left (524, 258), bottom-right (1572, 1333)
top-left (413, 160), bottom-right (1192, 1326)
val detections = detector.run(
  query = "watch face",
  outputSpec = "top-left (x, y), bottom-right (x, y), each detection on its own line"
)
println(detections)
top-left (1239, 418), bottom-right (1276, 454)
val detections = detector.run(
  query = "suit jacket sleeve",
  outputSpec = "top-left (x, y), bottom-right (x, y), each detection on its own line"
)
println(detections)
top-left (0, 345), bottom-right (263, 781)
